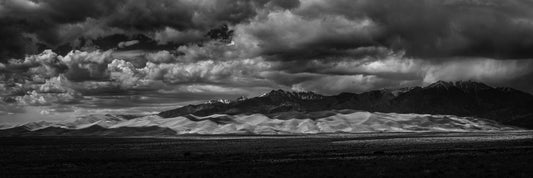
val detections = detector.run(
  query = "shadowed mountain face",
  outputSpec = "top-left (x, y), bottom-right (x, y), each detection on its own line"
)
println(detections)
top-left (159, 81), bottom-right (533, 129)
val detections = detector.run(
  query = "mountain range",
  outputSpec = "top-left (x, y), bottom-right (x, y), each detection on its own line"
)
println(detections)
top-left (1, 80), bottom-right (531, 136)
top-left (159, 81), bottom-right (533, 129)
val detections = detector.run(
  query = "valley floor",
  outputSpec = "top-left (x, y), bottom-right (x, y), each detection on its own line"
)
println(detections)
top-left (1, 132), bottom-right (533, 177)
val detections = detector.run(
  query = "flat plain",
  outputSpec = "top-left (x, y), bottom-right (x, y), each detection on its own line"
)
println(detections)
top-left (1, 132), bottom-right (532, 177)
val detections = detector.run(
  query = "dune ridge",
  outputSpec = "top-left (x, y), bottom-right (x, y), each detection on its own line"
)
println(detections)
top-left (0, 110), bottom-right (519, 136)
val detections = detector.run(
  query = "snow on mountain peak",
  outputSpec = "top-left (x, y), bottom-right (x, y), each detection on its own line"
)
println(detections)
top-left (426, 80), bottom-right (454, 90)
top-left (426, 80), bottom-right (493, 91)
top-left (260, 89), bottom-right (325, 100)
top-left (205, 99), bottom-right (231, 104)
top-left (236, 96), bottom-right (248, 101)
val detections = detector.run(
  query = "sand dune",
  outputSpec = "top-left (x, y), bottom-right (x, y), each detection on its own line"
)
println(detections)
top-left (0, 110), bottom-right (519, 136)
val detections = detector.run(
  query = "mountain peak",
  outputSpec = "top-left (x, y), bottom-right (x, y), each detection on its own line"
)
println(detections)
top-left (454, 80), bottom-right (493, 90)
top-left (261, 89), bottom-right (287, 96)
top-left (236, 96), bottom-right (248, 101)
top-left (497, 87), bottom-right (517, 93)
top-left (426, 80), bottom-right (454, 89)
top-left (496, 87), bottom-right (530, 96)
top-left (205, 99), bottom-right (231, 104)
top-left (260, 89), bottom-right (325, 100)
top-left (380, 87), bottom-right (417, 97)
top-left (426, 80), bottom-right (493, 91)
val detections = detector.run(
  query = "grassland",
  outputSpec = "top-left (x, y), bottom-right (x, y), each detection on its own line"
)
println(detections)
top-left (1, 132), bottom-right (532, 177)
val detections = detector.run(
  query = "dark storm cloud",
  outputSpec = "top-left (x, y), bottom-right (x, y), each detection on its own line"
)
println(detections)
top-left (231, 0), bottom-right (533, 93)
top-left (238, 0), bottom-right (533, 60)
top-left (0, 0), bottom-right (300, 62)
top-left (0, 19), bottom-right (37, 60)
top-left (2, 0), bottom-right (533, 100)
top-left (268, 0), bottom-right (300, 9)
top-left (4, 0), bottom-right (533, 61)
top-left (295, 0), bottom-right (533, 59)
top-left (0, 0), bottom-right (116, 61)
top-left (0, 0), bottom-right (122, 55)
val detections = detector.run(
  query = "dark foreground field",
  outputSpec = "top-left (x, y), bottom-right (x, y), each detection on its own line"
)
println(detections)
top-left (1, 132), bottom-right (533, 177)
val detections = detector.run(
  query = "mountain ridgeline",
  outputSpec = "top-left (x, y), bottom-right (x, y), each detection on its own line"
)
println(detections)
top-left (159, 81), bottom-right (533, 129)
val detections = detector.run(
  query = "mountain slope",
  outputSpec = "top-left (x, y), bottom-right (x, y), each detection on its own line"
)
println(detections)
top-left (159, 81), bottom-right (533, 129)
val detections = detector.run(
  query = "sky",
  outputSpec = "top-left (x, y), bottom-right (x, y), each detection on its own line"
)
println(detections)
top-left (1, 0), bottom-right (533, 124)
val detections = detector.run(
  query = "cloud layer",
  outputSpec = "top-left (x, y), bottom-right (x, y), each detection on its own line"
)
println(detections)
top-left (1, 0), bottom-right (533, 121)
top-left (3, 0), bottom-right (533, 60)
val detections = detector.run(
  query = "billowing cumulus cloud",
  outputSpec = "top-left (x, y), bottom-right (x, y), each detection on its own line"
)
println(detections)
top-left (60, 50), bottom-right (114, 81)
top-left (106, 56), bottom-right (273, 91)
